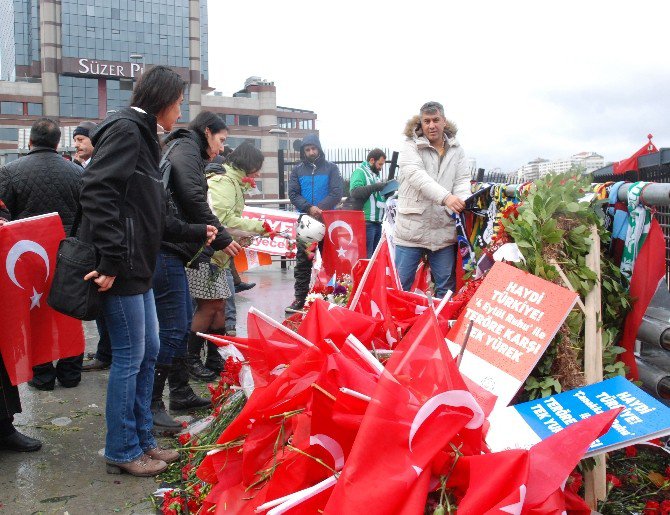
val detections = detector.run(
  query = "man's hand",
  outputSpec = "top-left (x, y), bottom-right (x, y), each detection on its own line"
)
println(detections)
top-left (222, 241), bottom-right (242, 257)
top-left (443, 194), bottom-right (466, 214)
top-left (205, 225), bottom-right (218, 245)
top-left (307, 206), bottom-right (323, 220)
top-left (84, 271), bottom-right (116, 292)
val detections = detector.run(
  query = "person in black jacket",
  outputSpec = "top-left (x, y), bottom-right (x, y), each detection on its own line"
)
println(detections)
top-left (150, 111), bottom-right (240, 434)
top-left (79, 66), bottom-right (219, 477)
top-left (0, 118), bottom-right (85, 391)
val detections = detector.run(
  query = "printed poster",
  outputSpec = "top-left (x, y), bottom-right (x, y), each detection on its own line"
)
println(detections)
top-left (446, 261), bottom-right (578, 409)
top-left (241, 206), bottom-right (298, 257)
top-left (486, 376), bottom-right (670, 457)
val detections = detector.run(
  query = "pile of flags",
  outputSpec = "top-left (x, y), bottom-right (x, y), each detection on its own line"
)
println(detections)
top-left (193, 238), bottom-right (620, 514)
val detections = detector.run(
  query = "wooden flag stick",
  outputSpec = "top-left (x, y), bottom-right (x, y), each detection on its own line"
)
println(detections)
top-left (457, 320), bottom-right (474, 368)
top-left (583, 225), bottom-right (606, 507)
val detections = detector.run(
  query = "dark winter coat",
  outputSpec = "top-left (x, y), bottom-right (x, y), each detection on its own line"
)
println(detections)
top-left (0, 146), bottom-right (82, 233)
top-left (288, 134), bottom-right (343, 213)
top-left (79, 107), bottom-right (206, 296)
top-left (160, 129), bottom-right (233, 264)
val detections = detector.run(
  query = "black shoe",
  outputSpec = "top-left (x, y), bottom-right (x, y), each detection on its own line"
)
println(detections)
top-left (82, 358), bottom-right (110, 371)
top-left (284, 299), bottom-right (305, 314)
top-left (28, 378), bottom-right (55, 391)
top-left (168, 358), bottom-right (211, 411)
top-left (150, 401), bottom-right (182, 435)
top-left (225, 329), bottom-right (237, 337)
top-left (187, 359), bottom-right (217, 382)
top-left (0, 431), bottom-right (42, 452)
top-left (234, 281), bottom-right (256, 293)
top-left (57, 378), bottom-right (81, 388)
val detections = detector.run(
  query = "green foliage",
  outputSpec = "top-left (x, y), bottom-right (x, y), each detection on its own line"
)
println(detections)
top-left (504, 172), bottom-right (631, 400)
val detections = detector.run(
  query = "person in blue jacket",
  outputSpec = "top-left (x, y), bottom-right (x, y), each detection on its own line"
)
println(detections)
top-left (286, 134), bottom-right (343, 312)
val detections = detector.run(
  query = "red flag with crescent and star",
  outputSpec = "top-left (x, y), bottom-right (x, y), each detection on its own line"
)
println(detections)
top-left (0, 213), bottom-right (85, 385)
top-left (321, 210), bottom-right (366, 279)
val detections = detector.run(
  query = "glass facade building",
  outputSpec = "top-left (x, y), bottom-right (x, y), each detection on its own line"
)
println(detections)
top-left (0, 0), bottom-right (206, 120)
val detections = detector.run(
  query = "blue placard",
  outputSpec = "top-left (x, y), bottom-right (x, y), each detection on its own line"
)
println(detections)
top-left (512, 376), bottom-right (670, 452)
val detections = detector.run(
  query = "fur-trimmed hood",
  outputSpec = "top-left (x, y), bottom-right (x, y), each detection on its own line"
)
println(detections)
top-left (403, 115), bottom-right (458, 140)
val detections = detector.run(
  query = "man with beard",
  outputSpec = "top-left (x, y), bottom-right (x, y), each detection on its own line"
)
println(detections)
top-left (349, 148), bottom-right (389, 257)
top-left (72, 121), bottom-right (97, 168)
top-left (286, 135), bottom-right (343, 313)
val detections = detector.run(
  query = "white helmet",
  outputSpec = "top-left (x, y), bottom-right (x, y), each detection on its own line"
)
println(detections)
top-left (296, 215), bottom-right (326, 244)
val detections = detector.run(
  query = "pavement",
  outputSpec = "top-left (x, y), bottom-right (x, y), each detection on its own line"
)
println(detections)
top-left (0, 261), bottom-right (295, 514)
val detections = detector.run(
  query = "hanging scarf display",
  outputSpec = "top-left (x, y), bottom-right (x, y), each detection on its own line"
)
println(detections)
top-left (620, 181), bottom-right (652, 281)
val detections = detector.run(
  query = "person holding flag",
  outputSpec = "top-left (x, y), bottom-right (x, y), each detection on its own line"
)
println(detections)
top-left (286, 135), bottom-right (343, 313)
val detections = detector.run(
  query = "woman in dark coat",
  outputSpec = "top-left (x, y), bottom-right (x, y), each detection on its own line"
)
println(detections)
top-left (79, 66), bottom-right (219, 477)
top-left (150, 111), bottom-right (240, 434)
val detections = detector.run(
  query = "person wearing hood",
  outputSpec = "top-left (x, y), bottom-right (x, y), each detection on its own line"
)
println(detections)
top-left (286, 134), bottom-right (343, 313)
top-left (78, 66), bottom-right (220, 477)
top-left (395, 101), bottom-right (471, 298)
top-left (151, 111), bottom-right (241, 434)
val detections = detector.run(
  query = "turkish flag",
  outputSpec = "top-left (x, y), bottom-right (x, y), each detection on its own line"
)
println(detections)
top-left (619, 219), bottom-right (666, 379)
top-left (613, 136), bottom-right (657, 175)
top-left (324, 311), bottom-right (482, 514)
top-left (453, 409), bottom-right (620, 514)
top-left (321, 210), bottom-right (366, 279)
top-left (0, 213), bottom-right (85, 385)
top-left (298, 298), bottom-right (381, 350)
top-left (349, 235), bottom-right (403, 349)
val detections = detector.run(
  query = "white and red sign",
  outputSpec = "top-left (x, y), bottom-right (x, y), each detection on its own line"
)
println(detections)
top-left (241, 206), bottom-right (298, 257)
top-left (447, 261), bottom-right (578, 410)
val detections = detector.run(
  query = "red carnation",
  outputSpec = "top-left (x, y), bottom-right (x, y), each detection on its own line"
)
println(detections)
top-left (178, 432), bottom-right (191, 446)
top-left (625, 445), bottom-right (637, 457)
top-left (606, 473), bottom-right (622, 488)
top-left (644, 501), bottom-right (660, 515)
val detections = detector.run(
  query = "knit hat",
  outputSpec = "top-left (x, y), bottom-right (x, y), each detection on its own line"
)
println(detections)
top-left (72, 121), bottom-right (97, 139)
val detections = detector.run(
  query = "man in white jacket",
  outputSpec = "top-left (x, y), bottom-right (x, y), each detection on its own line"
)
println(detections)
top-left (394, 101), bottom-right (471, 297)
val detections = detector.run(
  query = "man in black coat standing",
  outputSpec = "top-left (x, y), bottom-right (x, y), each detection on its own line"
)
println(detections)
top-left (0, 117), bottom-right (84, 391)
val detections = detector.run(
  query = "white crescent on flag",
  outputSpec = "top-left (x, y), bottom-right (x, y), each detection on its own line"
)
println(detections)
top-left (327, 220), bottom-right (354, 245)
top-left (408, 390), bottom-right (485, 451)
top-left (309, 434), bottom-right (345, 470)
top-left (5, 239), bottom-right (50, 289)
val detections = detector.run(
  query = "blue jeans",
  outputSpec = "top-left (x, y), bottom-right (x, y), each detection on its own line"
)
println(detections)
top-left (394, 244), bottom-right (457, 298)
top-left (153, 250), bottom-right (192, 365)
top-left (365, 222), bottom-right (383, 258)
top-left (224, 268), bottom-right (236, 331)
top-left (102, 291), bottom-right (160, 464)
top-left (94, 316), bottom-right (112, 363)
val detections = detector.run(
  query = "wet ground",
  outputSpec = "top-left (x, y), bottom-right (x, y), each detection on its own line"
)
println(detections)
top-left (0, 262), bottom-right (294, 514)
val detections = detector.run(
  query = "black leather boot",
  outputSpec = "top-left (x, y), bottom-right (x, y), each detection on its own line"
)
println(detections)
top-left (168, 357), bottom-right (211, 411)
top-left (186, 332), bottom-right (217, 381)
top-left (151, 364), bottom-right (182, 435)
top-left (204, 330), bottom-right (225, 376)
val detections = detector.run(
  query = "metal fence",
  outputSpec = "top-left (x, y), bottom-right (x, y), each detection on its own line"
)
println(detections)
top-left (592, 149), bottom-right (670, 287)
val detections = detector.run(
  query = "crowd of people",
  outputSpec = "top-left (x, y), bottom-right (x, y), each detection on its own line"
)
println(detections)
top-left (0, 64), bottom-right (470, 478)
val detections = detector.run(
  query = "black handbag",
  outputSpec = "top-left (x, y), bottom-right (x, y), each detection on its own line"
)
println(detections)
top-left (47, 208), bottom-right (101, 320)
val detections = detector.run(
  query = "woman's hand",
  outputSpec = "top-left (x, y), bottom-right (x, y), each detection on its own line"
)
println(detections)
top-left (84, 271), bottom-right (116, 292)
top-left (205, 225), bottom-right (218, 245)
top-left (222, 241), bottom-right (242, 257)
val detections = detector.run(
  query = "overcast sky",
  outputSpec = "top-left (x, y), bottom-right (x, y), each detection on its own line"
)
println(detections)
top-left (207, 0), bottom-right (670, 173)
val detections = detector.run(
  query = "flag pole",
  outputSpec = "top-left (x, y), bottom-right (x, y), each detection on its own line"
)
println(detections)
top-left (348, 232), bottom-right (386, 311)
top-left (456, 320), bottom-right (474, 368)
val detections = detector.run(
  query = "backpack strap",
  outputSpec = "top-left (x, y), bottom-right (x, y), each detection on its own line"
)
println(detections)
top-left (159, 140), bottom-right (181, 189)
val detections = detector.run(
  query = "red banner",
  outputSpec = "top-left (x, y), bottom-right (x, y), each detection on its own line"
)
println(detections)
top-left (0, 213), bottom-right (85, 385)
top-left (321, 210), bottom-right (366, 279)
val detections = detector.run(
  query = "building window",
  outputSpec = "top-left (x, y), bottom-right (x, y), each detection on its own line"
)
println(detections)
top-left (0, 128), bottom-right (19, 141)
top-left (226, 137), bottom-right (261, 150)
top-left (27, 103), bottom-right (42, 115)
top-left (238, 115), bottom-right (259, 127)
top-left (0, 102), bottom-right (23, 115)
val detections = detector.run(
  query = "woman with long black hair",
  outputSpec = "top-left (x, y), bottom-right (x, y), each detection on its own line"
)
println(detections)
top-left (151, 111), bottom-right (241, 434)
top-left (79, 66), bottom-right (220, 476)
